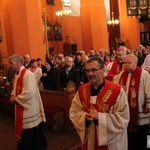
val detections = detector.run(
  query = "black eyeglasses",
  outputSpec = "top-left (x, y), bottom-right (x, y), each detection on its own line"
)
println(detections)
top-left (84, 68), bottom-right (101, 74)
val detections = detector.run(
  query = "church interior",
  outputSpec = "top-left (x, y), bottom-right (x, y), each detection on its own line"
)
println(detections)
top-left (0, 0), bottom-right (150, 149)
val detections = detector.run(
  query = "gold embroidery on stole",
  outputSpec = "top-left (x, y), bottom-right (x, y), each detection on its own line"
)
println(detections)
top-left (97, 90), bottom-right (112, 112)
top-left (130, 78), bottom-right (136, 108)
top-left (117, 64), bottom-right (124, 74)
top-left (82, 87), bottom-right (89, 110)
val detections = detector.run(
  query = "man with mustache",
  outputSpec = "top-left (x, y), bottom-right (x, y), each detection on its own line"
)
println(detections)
top-left (70, 57), bottom-right (129, 150)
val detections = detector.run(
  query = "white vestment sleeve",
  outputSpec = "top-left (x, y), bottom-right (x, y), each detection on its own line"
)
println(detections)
top-left (97, 88), bottom-right (129, 146)
top-left (141, 54), bottom-right (150, 72)
top-left (69, 92), bottom-right (89, 143)
top-left (15, 70), bottom-right (37, 109)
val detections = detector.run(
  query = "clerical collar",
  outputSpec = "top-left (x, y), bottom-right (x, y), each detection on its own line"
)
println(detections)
top-left (118, 61), bottom-right (124, 64)
top-left (90, 80), bottom-right (105, 96)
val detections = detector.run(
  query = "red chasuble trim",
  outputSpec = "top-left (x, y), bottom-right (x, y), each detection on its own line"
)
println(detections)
top-left (78, 80), bottom-right (121, 150)
top-left (15, 68), bottom-right (27, 138)
top-left (119, 67), bottom-right (142, 133)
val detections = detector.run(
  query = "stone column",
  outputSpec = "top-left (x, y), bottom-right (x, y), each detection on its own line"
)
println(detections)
top-left (80, 0), bottom-right (109, 52)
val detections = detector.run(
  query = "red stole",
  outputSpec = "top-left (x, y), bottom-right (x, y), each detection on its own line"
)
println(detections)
top-left (108, 59), bottom-right (124, 80)
top-left (15, 68), bottom-right (27, 138)
top-left (119, 67), bottom-right (142, 133)
top-left (78, 80), bottom-right (121, 150)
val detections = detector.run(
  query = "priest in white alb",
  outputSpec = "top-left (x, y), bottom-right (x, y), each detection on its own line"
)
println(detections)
top-left (9, 54), bottom-right (47, 150)
top-left (70, 57), bottom-right (129, 150)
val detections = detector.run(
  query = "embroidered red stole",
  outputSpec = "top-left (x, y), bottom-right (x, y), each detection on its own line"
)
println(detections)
top-left (15, 68), bottom-right (27, 138)
top-left (108, 59), bottom-right (124, 80)
top-left (119, 67), bottom-right (142, 133)
top-left (78, 80), bottom-right (121, 150)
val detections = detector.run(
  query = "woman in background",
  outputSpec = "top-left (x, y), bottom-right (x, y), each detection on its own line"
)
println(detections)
top-left (104, 54), bottom-right (113, 77)
top-left (28, 59), bottom-right (43, 89)
top-left (40, 61), bottom-right (57, 91)
top-left (59, 56), bottom-right (80, 92)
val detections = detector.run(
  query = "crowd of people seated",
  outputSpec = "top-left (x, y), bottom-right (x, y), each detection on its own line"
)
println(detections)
top-left (5, 44), bottom-right (150, 92)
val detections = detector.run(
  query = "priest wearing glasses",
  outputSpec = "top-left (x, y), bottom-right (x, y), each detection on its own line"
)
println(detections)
top-left (70, 56), bottom-right (129, 150)
top-left (9, 54), bottom-right (47, 150)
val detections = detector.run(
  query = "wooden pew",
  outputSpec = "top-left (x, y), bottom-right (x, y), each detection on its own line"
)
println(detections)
top-left (39, 89), bottom-right (74, 131)
top-left (0, 84), bottom-right (14, 114)
top-left (0, 84), bottom-right (13, 104)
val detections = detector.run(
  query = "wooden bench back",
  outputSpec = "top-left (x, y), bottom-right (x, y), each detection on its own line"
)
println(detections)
top-left (40, 89), bottom-right (74, 128)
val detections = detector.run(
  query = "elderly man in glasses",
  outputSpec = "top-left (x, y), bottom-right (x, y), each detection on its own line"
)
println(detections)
top-left (70, 56), bottom-right (129, 150)
top-left (113, 54), bottom-right (150, 150)
top-left (9, 54), bottom-right (47, 150)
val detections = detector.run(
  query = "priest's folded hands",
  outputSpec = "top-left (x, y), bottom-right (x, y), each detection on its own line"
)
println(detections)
top-left (85, 108), bottom-right (98, 121)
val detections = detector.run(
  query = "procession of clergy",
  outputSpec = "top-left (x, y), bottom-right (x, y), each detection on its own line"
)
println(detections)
top-left (68, 45), bottom-right (150, 150)
top-left (7, 44), bottom-right (150, 150)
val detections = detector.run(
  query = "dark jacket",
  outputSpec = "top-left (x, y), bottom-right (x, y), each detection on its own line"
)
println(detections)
top-left (40, 69), bottom-right (57, 91)
top-left (59, 66), bottom-right (80, 91)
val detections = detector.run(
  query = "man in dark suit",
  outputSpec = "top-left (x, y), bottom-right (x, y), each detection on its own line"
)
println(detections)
top-left (24, 54), bottom-right (31, 69)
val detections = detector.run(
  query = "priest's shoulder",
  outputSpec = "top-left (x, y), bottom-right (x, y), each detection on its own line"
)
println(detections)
top-left (105, 79), bottom-right (121, 91)
top-left (78, 82), bottom-right (91, 90)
